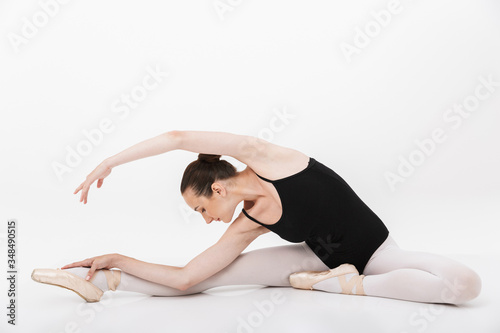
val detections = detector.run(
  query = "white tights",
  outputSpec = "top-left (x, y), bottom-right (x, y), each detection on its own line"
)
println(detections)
top-left (66, 234), bottom-right (482, 304)
top-left (362, 235), bottom-right (481, 304)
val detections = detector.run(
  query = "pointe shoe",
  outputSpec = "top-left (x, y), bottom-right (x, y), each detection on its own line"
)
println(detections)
top-left (31, 268), bottom-right (121, 302)
top-left (289, 263), bottom-right (366, 296)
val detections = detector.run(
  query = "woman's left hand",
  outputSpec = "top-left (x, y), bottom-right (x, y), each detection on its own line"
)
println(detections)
top-left (74, 160), bottom-right (112, 204)
top-left (61, 253), bottom-right (120, 281)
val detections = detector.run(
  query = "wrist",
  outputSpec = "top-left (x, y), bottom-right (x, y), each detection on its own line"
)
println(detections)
top-left (103, 157), bottom-right (116, 169)
top-left (113, 253), bottom-right (128, 269)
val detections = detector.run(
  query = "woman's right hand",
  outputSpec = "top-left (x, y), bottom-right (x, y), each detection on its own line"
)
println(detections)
top-left (61, 253), bottom-right (120, 281)
top-left (74, 160), bottom-right (112, 204)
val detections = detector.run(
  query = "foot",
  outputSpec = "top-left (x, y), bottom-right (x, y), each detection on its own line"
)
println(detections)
top-left (31, 268), bottom-right (121, 302)
top-left (289, 263), bottom-right (366, 295)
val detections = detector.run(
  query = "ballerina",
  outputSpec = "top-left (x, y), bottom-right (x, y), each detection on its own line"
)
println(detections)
top-left (32, 130), bottom-right (481, 304)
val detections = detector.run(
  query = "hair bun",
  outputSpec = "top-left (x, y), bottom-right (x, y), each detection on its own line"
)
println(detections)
top-left (198, 153), bottom-right (221, 163)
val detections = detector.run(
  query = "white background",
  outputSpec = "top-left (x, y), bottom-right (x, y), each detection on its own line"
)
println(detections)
top-left (1, 0), bottom-right (499, 332)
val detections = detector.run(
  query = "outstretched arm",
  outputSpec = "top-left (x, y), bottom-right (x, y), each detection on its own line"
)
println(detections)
top-left (62, 253), bottom-right (187, 290)
top-left (62, 216), bottom-right (267, 290)
top-left (74, 130), bottom-right (273, 204)
top-left (106, 129), bottom-right (269, 169)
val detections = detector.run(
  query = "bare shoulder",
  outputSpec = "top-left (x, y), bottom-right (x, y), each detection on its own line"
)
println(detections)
top-left (239, 142), bottom-right (311, 182)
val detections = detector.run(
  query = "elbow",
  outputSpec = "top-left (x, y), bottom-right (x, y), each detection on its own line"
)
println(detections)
top-left (166, 130), bottom-right (183, 150)
top-left (177, 283), bottom-right (190, 292)
top-left (176, 270), bottom-right (192, 291)
top-left (167, 130), bottom-right (182, 140)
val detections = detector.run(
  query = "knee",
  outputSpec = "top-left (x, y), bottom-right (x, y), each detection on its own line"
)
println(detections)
top-left (440, 267), bottom-right (482, 305)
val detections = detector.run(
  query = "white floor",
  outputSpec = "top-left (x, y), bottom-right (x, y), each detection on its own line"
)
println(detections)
top-left (3, 253), bottom-right (498, 333)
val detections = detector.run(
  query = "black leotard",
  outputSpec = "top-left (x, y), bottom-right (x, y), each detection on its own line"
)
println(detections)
top-left (241, 156), bottom-right (389, 274)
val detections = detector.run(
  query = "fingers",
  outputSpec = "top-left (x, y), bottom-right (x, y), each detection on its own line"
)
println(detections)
top-left (86, 262), bottom-right (97, 281)
top-left (61, 259), bottom-right (96, 281)
top-left (61, 258), bottom-right (92, 269)
top-left (74, 181), bottom-right (89, 204)
top-left (74, 164), bottom-right (110, 202)
top-left (80, 184), bottom-right (90, 204)
top-left (74, 182), bottom-right (84, 195)
top-left (61, 262), bottom-right (79, 269)
top-left (80, 187), bottom-right (86, 204)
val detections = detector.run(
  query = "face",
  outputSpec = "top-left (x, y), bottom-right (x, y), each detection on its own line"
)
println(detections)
top-left (183, 182), bottom-right (237, 224)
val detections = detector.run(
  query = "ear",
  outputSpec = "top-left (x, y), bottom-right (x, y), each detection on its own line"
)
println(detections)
top-left (212, 183), bottom-right (225, 196)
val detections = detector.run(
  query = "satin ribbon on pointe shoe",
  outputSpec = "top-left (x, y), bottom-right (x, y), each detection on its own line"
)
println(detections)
top-left (338, 273), bottom-right (365, 295)
top-left (102, 269), bottom-right (121, 291)
top-left (289, 263), bottom-right (366, 296)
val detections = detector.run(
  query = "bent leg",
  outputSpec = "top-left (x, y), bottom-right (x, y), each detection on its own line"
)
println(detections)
top-left (362, 235), bottom-right (482, 304)
top-left (117, 242), bottom-right (330, 296)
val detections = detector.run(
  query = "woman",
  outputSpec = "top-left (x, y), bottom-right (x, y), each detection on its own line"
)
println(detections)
top-left (31, 130), bottom-right (482, 304)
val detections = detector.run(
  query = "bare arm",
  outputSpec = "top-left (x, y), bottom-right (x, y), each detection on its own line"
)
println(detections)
top-left (114, 255), bottom-right (187, 290)
top-left (63, 230), bottom-right (263, 291)
top-left (61, 253), bottom-right (187, 290)
top-left (73, 131), bottom-right (181, 203)
top-left (181, 217), bottom-right (268, 290)
top-left (74, 130), bottom-right (274, 203)
top-left (61, 213), bottom-right (268, 290)
top-left (105, 131), bottom-right (181, 168)
top-left (173, 130), bottom-right (272, 163)
top-left (104, 129), bottom-right (270, 169)
top-left (111, 218), bottom-right (266, 291)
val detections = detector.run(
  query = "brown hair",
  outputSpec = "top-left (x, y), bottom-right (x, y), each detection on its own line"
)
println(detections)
top-left (180, 153), bottom-right (237, 198)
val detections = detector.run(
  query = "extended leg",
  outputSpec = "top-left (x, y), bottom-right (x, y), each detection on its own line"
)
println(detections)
top-left (64, 242), bottom-right (330, 297)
